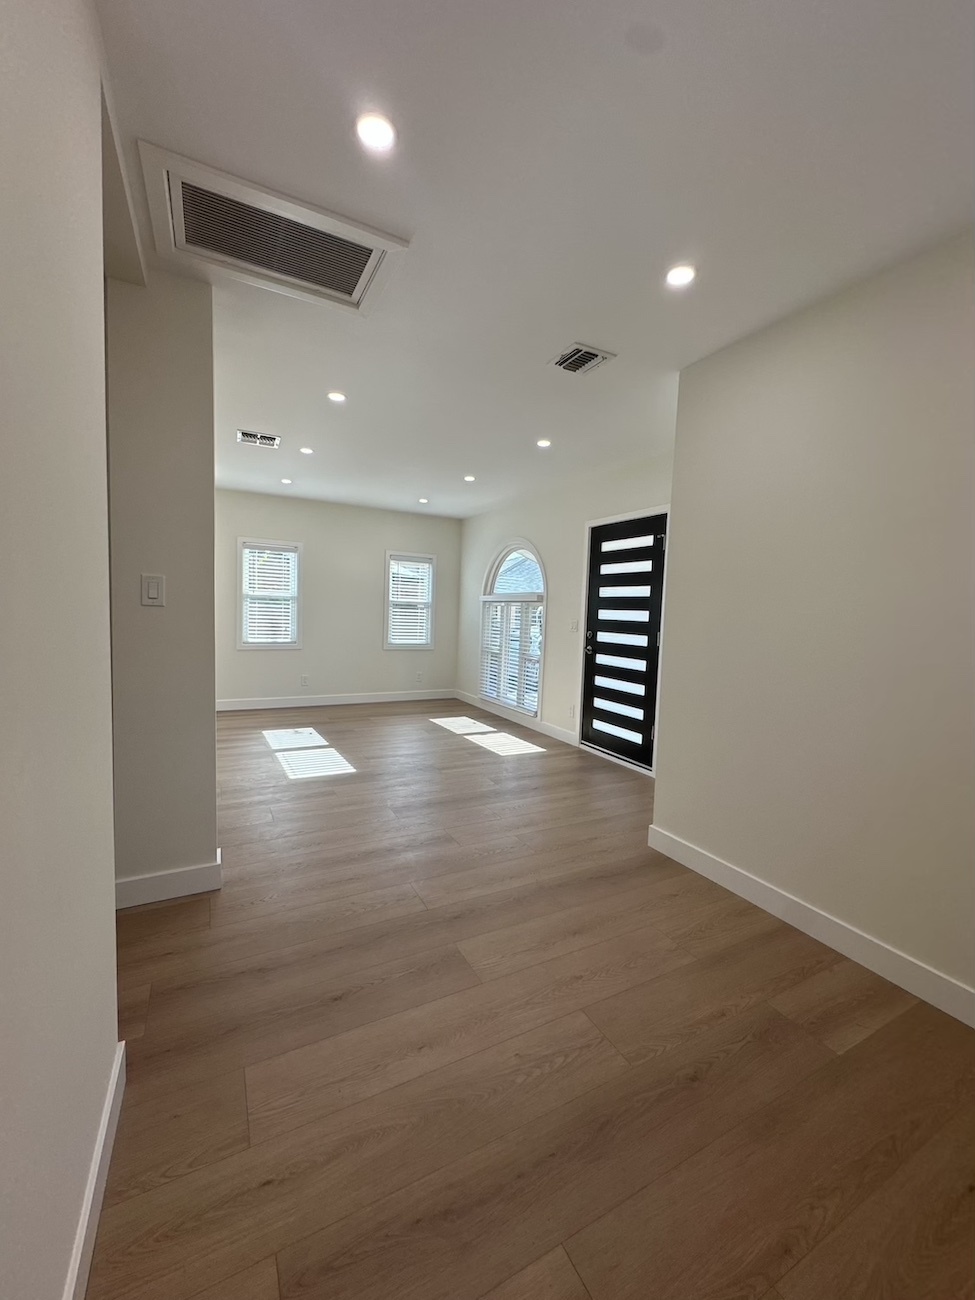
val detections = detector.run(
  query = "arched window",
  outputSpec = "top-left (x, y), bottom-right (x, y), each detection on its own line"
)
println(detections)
top-left (480, 544), bottom-right (545, 716)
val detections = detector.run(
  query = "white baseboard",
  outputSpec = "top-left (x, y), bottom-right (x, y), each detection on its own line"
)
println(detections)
top-left (115, 851), bottom-right (222, 909)
top-left (63, 1042), bottom-right (125, 1300)
top-left (216, 689), bottom-right (457, 712)
top-left (648, 825), bottom-right (975, 1027)
top-left (454, 691), bottom-right (578, 746)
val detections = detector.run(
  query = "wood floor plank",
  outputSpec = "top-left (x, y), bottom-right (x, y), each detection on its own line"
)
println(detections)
top-left (585, 924), bottom-right (842, 1063)
top-left (768, 957), bottom-right (918, 1053)
top-left (116, 882), bottom-right (427, 989)
top-left (116, 896), bottom-right (210, 948)
top-left (456, 878), bottom-right (695, 980)
top-left (273, 1006), bottom-right (832, 1300)
top-left (564, 1004), bottom-right (975, 1300)
top-left (775, 1100), bottom-right (975, 1300)
top-left (189, 1259), bottom-right (280, 1300)
top-left (118, 983), bottom-right (151, 1041)
top-left (479, 1247), bottom-right (591, 1300)
top-left (87, 1014), bottom-right (628, 1300)
top-left (125, 945), bottom-right (480, 1101)
top-left (245, 924), bottom-right (691, 1142)
top-left (104, 1071), bottom-right (250, 1206)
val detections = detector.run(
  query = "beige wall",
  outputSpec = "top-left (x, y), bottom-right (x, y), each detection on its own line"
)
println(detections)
top-left (458, 455), bottom-right (674, 739)
top-left (215, 490), bottom-right (462, 705)
top-left (108, 273), bottom-right (218, 887)
top-left (0, 0), bottom-right (120, 1294)
top-left (654, 233), bottom-right (975, 996)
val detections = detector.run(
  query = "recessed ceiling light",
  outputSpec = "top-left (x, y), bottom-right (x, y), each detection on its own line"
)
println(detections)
top-left (537, 439), bottom-right (552, 448)
top-left (463, 475), bottom-right (476, 482)
top-left (356, 113), bottom-right (396, 153)
top-left (327, 391), bottom-right (346, 403)
top-left (299, 447), bottom-right (314, 455)
top-left (666, 263), bottom-right (696, 288)
top-left (418, 497), bottom-right (429, 504)
top-left (281, 478), bottom-right (293, 485)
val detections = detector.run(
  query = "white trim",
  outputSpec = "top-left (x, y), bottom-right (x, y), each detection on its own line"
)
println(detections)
top-left (580, 740), bottom-right (654, 777)
top-left (217, 688), bottom-right (457, 712)
top-left (384, 550), bottom-right (436, 651)
top-left (237, 537), bottom-right (303, 650)
top-left (648, 825), bottom-right (975, 1027)
top-left (62, 1042), bottom-right (126, 1300)
top-left (455, 691), bottom-right (577, 746)
top-left (115, 854), bottom-right (222, 909)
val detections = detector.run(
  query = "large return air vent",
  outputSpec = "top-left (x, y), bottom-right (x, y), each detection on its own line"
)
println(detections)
top-left (551, 343), bottom-right (617, 375)
top-left (139, 142), bottom-right (408, 310)
top-left (237, 430), bottom-right (281, 448)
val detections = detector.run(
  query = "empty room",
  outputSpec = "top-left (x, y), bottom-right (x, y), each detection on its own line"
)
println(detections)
top-left (2, 2), bottom-right (973, 1299)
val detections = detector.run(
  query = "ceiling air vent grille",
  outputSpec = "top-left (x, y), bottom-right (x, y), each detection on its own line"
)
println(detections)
top-left (181, 182), bottom-right (374, 298)
top-left (139, 142), bottom-right (408, 310)
top-left (551, 344), bottom-right (616, 375)
top-left (237, 430), bottom-right (281, 448)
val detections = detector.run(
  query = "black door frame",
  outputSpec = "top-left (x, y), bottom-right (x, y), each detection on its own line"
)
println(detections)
top-left (577, 506), bottom-right (669, 775)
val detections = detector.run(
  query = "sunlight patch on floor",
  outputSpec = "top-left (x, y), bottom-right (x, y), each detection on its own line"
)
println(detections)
top-left (275, 748), bottom-right (356, 778)
top-left (263, 728), bottom-right (328, 750)
top-left (465, 732), bottom-right (546, 755)
top-left (430, 717), bottom-right (496, 734)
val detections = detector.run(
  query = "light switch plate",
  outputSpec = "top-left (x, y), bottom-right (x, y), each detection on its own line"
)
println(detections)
top-left (141, 573), bottom-right (166, 607)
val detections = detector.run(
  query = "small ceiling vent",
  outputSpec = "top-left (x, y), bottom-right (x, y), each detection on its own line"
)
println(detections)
top-left (237, 430), bottom-right (281, 449)
top-left (551, 343), bottom-right (617, 375)
top-left (139, 142), bottom-right (408, 311)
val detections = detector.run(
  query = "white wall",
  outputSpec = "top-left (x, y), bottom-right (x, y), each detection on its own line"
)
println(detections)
top-left (653, 233), bottom-right (975, 1010)
top-left (0, 0), bottom-right (120, 1295)
top-left (216, 490), bottom-right (463, 706)
top-left (458, 454), bottom-right (674, 739)
top-left (108, 273), bottom-right (218, 895)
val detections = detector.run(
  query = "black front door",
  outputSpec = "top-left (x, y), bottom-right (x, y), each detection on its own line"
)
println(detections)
top-left (580, 513), bottom-right (667, 770)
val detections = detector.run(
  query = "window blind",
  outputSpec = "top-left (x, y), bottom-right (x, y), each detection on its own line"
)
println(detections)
top-left (241, 543), bottom-right (299, 645)
top-left (480, 600), bottom-right (543, 714)
top-left (386, 554), bottom-right (434, 648)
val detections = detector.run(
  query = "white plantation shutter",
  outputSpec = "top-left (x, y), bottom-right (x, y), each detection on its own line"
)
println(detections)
top-left (385, 553), bottom-right (435, 648)
top-left (240, 541), bottom-right (300, 646)
top-left (480, 600), bottom-right (543, 714)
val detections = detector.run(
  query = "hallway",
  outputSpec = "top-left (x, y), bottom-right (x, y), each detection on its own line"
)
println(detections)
top-left (88, 703), bottom-right (974, 1299)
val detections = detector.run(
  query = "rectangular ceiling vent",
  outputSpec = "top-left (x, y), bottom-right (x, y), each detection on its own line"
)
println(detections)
top-left (237, 430), bottom-right (281, 449)
top-left (551, 343), bottom-right (616, 375)
top-left (139, 142), bottom-right (408, 311)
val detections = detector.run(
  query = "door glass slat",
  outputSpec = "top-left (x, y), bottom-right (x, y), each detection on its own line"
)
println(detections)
top-left (596, 631), bottom-right (649, 646)
top-left (595, 653), bottom-right (647, 670)
top-left (593, 719), bottom-right (642, 744)
top-left (599, 585), bottom-right (651, 599)
top-left (600, 560), bottom-right (652, 575)
top-left (601, 535), bottom-right (654, 552)
top-left (594, 675), bottom-right (646, 696)
top-left (594, 696), bottom-right (644, 720)
top-left (598, 607), bottom-right (650, 623)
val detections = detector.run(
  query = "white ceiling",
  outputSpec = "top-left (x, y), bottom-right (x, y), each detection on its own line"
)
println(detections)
top-left (97, 0), bottom-right (974, 518)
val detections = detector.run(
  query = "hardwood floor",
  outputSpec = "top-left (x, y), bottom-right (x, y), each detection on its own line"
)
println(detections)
top-left (87, 701), bottom-right (975, 1300)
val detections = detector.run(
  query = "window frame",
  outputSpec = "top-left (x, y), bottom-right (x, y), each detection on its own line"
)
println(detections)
top-left (237, 537), bottom-right (303, 650)
top-left (384, 550), bottom-right (436, 651)
top-left (479, 541), bottom-right (546, 717)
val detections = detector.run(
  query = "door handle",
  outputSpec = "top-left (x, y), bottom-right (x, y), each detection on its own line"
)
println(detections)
top-left (585, 646), bottom-right (593, 655)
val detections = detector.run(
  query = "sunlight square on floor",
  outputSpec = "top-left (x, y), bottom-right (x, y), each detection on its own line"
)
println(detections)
top-left (275, 747), bottom-right (356, 778)
top-left (465, 732), bottom-right (546, 755)
top-left (262, 728), bottom-right (328, 750)
top-left (430, 717), bottom-right (496, 734)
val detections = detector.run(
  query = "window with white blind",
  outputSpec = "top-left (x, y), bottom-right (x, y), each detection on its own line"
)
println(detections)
top-left (385, 552), bottom-right (435, 649)
top-left (480, 545), bottom-right (545, 715)
top-left (238, 539), bottom-right (301, 648)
